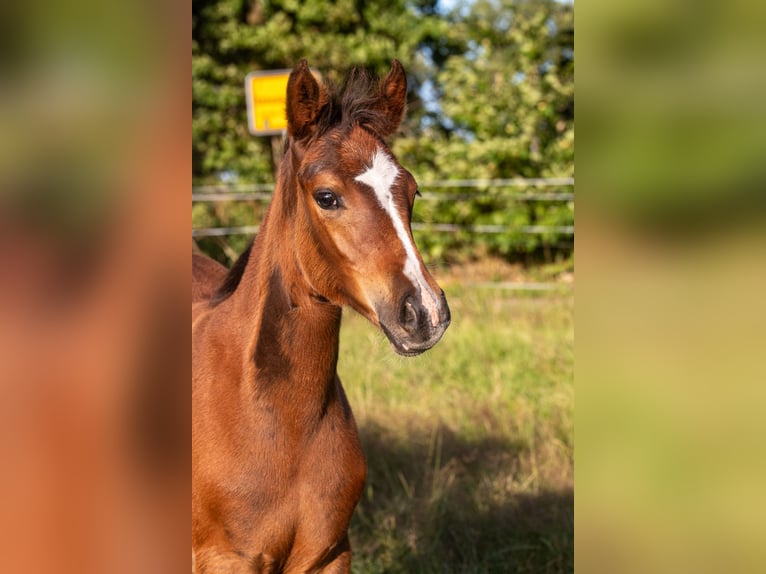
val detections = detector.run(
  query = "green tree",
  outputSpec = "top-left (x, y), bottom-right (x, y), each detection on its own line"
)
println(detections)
top-left (192, 0), bottom-right (450, 183)
top-left (394, 0), bottom-right (574, 260)
top-left (397, 0), bottom-right (573, 177)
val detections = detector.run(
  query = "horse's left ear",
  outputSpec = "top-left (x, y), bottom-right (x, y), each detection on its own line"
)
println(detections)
top-left (375, 59), bottom-right (408, 138)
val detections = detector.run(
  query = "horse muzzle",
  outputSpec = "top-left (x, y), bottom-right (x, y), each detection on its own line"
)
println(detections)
top-left (378, 289), bottom-right (451, 356)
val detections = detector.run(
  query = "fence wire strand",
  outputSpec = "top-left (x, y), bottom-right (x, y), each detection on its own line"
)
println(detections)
top-left (192, 177), bottom-right (574, 238)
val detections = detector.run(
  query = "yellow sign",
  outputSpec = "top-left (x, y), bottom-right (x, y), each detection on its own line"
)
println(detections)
top-left (246, 68), bottom-right (321, 136)
top-left (245, 70), bottom-right (290, 135)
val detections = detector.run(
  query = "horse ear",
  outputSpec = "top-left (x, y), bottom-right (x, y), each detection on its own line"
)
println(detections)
top-left (375, 59), bottom-right (408, 137)
top-left (286, 60), bottom-right (326, 140)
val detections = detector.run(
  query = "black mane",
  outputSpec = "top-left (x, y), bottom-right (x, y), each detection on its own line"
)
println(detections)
top-left (210, 240), bottom-right (253, 306)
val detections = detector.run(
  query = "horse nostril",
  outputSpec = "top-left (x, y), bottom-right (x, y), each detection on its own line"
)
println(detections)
top-left (399, 295), bottom-right (419, 333)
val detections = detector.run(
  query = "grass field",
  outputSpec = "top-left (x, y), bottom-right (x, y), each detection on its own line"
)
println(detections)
top-left (338, 262), bottom-right (574, 573)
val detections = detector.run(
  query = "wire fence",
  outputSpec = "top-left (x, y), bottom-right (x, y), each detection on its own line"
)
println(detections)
top-left (192, 177), bottom-right (574, 238)
top-left (191, 223), bottom-right (574, 238)
top-left (192, 178), bottom-right (574, 290)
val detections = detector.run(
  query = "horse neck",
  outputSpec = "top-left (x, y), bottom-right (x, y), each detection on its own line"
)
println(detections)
top-left (226, 153), bottom-right (343, 421)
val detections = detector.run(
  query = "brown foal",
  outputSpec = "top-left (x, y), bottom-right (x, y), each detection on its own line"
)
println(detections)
top-left (192, 60), bottom-right (450, 573)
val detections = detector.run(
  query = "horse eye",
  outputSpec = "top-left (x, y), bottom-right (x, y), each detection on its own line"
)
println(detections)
top-left (313, 190), bottom-right (340, 210)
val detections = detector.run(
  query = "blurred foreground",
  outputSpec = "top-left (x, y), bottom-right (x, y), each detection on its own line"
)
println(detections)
top-left (0, 2), bottom-right (188, 572)
top-left (578, 0), bottom-right (766, 572)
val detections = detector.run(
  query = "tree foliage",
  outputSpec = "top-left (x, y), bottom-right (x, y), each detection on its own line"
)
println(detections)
top-left (192, 0), bottom-right (574, 263)
top-left (193, 0), bottom-right (448, 182)
top-left (415, 0), bottom-right (573, 178)
top-left (396, 0), bottom-right (574, 260)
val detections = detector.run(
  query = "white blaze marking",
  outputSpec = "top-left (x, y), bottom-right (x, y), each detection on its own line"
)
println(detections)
top-left (355, 148), bottom-right (441, 327)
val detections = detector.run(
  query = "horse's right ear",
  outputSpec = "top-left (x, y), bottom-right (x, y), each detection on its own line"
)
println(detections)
top-left (286, 60), bottom-right (326, 141)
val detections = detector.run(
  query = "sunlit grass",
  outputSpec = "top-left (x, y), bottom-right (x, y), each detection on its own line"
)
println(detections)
top-left (339, 279), bottom-right (574, 573)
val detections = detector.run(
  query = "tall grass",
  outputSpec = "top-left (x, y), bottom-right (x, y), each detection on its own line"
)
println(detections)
top-left (339, 279), bottom-right (574, 573)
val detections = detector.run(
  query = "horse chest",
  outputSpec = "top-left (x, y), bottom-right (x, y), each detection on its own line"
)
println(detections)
top-left (213, 401), bottom-right (366, 565)
top-left (247, 401), bottom-right (366, 517)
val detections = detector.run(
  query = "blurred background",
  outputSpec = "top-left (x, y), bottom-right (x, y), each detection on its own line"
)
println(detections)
top-left (192, 0), bottom-right (574, 572)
